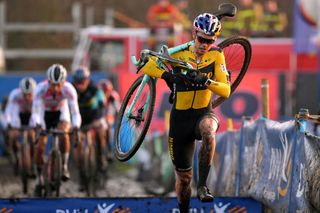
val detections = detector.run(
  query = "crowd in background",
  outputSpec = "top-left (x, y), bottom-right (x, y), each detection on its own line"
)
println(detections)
top-left (145, 0), bottom-right (288, 45)
top-left (221, 0), bottom-right (287, 37)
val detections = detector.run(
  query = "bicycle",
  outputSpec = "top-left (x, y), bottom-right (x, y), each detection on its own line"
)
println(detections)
top-left (114, 3), bottom-right (252, 162)
top-left (76, 122), bottom-right (105, 197)
top-left (37, 128), bottom-right (73, 197)
top-left (12, 125), bottom-right (35, 194)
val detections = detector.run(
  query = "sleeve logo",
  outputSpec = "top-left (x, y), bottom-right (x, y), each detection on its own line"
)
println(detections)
top-left (220, 64), bottom-right (228, 74)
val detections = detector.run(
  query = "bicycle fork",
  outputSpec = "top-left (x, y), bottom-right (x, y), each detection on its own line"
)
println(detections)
top-left (126, 75), bottom-right (155, 124)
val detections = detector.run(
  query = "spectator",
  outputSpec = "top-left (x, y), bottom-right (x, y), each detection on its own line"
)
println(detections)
top-left (175, 0), bottom-right (192, 42)
top-left (146, 0), bottom-right (185, 50)
top-left (260, 0), bottom-right (288, 37)
top-left (299, 0), bottom-right (320, 46)
top-left (232, 0), bottom-right (263, 37)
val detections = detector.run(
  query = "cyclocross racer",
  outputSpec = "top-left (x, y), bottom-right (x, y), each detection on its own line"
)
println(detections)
top-left (139, 13), bottom-right (230, 213)
top-left (31, 64), bottom-right (81, 196)
top-left (5, 77), bottom-right (37, 176)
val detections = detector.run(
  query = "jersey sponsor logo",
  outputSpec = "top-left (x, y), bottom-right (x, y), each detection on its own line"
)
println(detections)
top-left (220, 63), bottom-right (228, 74)
top-left (169, 137), bottom-right (174, 160)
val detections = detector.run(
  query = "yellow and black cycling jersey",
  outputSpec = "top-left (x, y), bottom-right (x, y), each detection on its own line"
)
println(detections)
top-left (140, 43), bottom-right (230, 110)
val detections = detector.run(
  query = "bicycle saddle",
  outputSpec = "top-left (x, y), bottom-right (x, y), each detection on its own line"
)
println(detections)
top-left (213, 3), bottom-right (237, 20)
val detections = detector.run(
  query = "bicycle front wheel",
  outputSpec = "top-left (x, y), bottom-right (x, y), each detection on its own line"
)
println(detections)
top-left (114, 75), bottom-right (156, 162)
top-left (44, 149), bottom-right (61, 197)
top-left (20, 130), bottom-right (31, 194)
top-left (212, 36), bottom-right (252, 108)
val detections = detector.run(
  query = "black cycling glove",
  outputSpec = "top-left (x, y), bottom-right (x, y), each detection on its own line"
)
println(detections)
top-left (161, 71), bottom-right (187, 86)
top-left (186, 70), bottom-right (209, 86)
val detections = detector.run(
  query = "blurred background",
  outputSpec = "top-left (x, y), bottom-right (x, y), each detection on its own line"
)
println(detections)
top-left (0, 0), bottom-right (318, 130)
top-left (0, 0), bottom-right (293, 71)
top-left (2, 0), bottom-right (318, 128)
top-left (0, 0), bottom-right (319, 204)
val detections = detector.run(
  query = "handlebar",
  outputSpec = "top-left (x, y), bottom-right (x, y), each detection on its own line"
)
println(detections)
top-left (295, 110), bottom-right (320, 124)
top-left (9, 125), bottom-right (34, 131)
top-left (39, 128), bottom-right (73, 136)
top-left (131, 45), bottom-right (193, 70)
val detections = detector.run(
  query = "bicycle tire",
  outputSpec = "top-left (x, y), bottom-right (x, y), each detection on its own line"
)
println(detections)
top-left (45, 149), bottom-right (61, 197)
top-left (88, 141), bottom-right (98, 196)
top-left (79, 144), bottom-right (89, 195)
top-left (212, 36), bottom-right (252, 108)
top-left (52, 149), bottom-right (61, 197)
top-left (114, 75), bottom-right (156, 162)
top-left (20, 130), bottom-right (30, 194)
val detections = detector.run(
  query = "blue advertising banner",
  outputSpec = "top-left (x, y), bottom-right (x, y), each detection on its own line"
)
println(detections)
top-left (292, 130), bottom-right (320, 212)
top-left (289, 131), bottom-right (312, 212)
top-left (210, 118), bottom-right (320, 212)
top-left (241, 119), bottom-right (296, 211)
top-left (0, 197), bottom-right (262, 213)
top-left (207, 130), bottom-right (240, 196)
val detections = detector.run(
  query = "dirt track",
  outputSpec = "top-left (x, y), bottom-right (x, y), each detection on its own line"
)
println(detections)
top-left (0, 156), bottom-right (152, 198)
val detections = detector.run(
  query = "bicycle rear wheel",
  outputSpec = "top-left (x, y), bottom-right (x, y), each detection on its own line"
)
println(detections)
top-left (87, 141), bottom-right (98, 196)
top-left (114, 75), bottom-right (156, 162)
top-left (212, 36), bottom-right (252, 108)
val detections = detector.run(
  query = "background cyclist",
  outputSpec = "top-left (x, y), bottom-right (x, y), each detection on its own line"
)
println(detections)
top-left (139, 13), bottom-right (230, 212)
top-left (4, 77), bottom-right (37, 176)
top-left (72, 67), bottom-right (108, 175)
top-left (31, 64), bottom-right (81, 196)
top-left (98, 78), bottom-right (120, 159)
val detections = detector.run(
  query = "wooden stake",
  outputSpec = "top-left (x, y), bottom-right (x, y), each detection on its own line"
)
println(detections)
top-left (261, 79), bottom-right (270, 119)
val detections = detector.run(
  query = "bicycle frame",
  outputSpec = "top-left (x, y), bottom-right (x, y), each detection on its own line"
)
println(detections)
top-left (39, 128), bottom-right (71, 197)
top-left (127, 41), bottom-right (194, 120)
top-left (126, 75), bottom-right (155, 120)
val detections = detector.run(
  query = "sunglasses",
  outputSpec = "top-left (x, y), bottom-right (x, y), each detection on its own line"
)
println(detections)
top-left (196, 35), bottom-right (215, 44)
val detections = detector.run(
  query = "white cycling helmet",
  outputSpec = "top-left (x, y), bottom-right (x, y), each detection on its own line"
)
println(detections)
top-left (19, 77), bottom-right (37, 94)
top-left (47, 64), bottom-right (67, 84)
top-left (193, 13), bottom-right (221, 37)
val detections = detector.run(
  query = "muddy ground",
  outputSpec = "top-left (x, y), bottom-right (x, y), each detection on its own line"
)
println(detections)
top-left (0, 156), bottom-right (162, 199)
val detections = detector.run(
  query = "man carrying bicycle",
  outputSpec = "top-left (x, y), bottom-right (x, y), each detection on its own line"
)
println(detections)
top-left (139, 13), bottom-right (230, 212)
top-left (5, 77), bottom-right (37, 176)
top-left (72, 67), bottom-right (108, 174)
top-left (31, 64), bottom-right (81, 196)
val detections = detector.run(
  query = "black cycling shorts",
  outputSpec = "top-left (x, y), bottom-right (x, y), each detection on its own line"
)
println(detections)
top-left (19, 112), bottom-right (31, 126)
top-left (168, 107), bottom-right (219, 172)
top-left (44, 111), bottom-right (61, 130)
